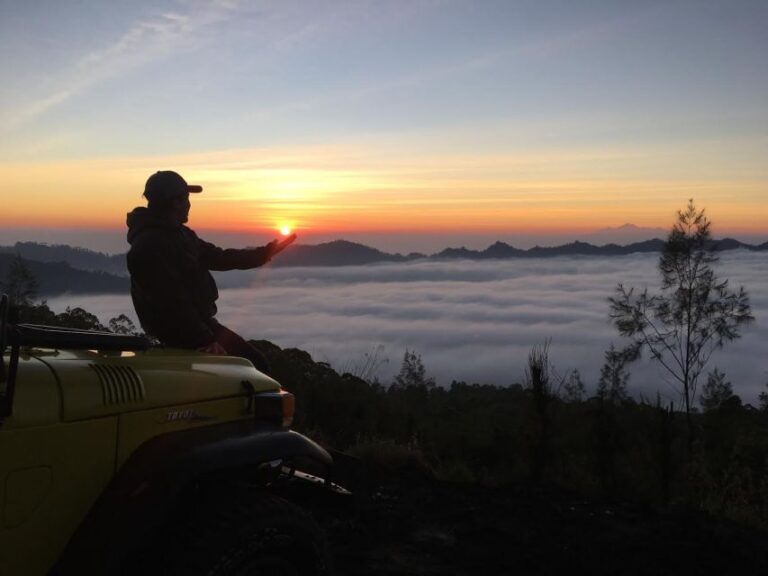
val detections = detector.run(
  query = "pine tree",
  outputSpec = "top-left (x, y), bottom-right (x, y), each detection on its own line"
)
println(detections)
top-left (757, 381), bottom-right (768, 412)
top-left (562, 369), bottom-right (586, 402)
top-left (392, 348), bottom-right (435, 389)
top-left (596, 344), bottom-right (639, 404)
top-left (699, 368), bottom-right (735, 412)
top-left (609, 200), bottom-right (753, 442)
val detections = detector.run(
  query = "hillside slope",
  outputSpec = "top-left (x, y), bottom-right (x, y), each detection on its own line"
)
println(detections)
top-left (0, 253), bottom-right (128, 295)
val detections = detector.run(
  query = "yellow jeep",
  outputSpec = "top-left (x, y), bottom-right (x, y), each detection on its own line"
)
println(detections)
top-left (0, 294), bottom-right (340, 575)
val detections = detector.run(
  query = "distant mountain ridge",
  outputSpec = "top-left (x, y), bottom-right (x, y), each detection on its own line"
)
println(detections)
top-left (580, 223), bottom-right (669, 245)
top-left (0, 241), bottom-right (127, 275)
top-left (431, 237), bottom-right (768, 260)
top-left (273, 239), bottom-right (419, 267)
top-left (431, 239), bottom-right (668, 260)
top-left (0, 253), bottom-right (128, 295)
top-left (0, 237), bottom-right (765, 295)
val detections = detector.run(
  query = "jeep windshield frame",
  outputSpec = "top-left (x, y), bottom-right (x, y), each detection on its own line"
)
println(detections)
top-left (10, 323), bottom-right (151, 351)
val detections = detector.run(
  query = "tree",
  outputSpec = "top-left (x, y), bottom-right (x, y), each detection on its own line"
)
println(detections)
top-left (524, 341), bottom-right (554, 483)
top-left (561, 369), bottom-right (586, 403)
top-left (54, 307), bottom-right (105, 331)
top-left (699, 368), bottom-right (735, 412)
top-left (525, 341), bottom-right (554, 399)
top-left (392, 348), bottom-right (435, 389)
top-left (757, 381), bottom-right (768, 412)
top-left (595, 344), bottom-right (640, 404)
top-left (108, 314), bottom-right (140, 336)
top-left (1, 254), bottom-right (38, 307)
top-left (609, 200), bottom-right (753, 440)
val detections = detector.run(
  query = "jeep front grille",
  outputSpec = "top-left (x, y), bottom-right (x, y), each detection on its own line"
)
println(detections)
top-left (90, 364), bottom-right (146, 405)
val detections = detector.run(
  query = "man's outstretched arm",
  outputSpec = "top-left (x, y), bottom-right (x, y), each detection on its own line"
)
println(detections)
top-left (198, 232), bottom-right (297, 271)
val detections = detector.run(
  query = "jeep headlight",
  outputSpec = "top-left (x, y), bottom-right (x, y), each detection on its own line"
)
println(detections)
top-left (253, 390), bottom-right (295, 428)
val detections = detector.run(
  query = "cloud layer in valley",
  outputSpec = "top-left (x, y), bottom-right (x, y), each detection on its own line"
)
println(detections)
top-left (47, 251), bottom-right (768, 404)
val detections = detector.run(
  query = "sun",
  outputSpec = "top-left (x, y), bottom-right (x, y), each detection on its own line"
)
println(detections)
top-left (280, 225), bottom-right (292, 236)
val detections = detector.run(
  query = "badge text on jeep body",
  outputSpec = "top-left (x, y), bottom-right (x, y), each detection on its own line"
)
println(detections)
top-left (164, 409), bottom-right (216, 423)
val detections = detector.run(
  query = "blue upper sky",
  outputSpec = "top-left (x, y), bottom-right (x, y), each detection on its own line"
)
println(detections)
top-left (3, 0), bottom-right (766, 160)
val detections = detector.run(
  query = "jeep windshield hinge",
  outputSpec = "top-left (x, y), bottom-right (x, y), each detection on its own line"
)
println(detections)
top-left (241, 380), bottom-right (256, 413)
top-left (0, 293), bottom-right (8, 383)
top-left (0, 293), bottom-right (15, 423)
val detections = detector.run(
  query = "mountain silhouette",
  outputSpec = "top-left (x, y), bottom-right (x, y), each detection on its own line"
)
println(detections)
top-left (1, 237), bottom-right (764, 295)
top-left (0, 241), bottom-right (126, 275)
top-left (272, 240), bottom-right (422, 267)
top-left (0, 253), bottom-right (128, 295)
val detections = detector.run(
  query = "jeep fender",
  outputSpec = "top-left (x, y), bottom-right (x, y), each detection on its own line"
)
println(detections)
top-left (54, 419), bottom-right (331, 574)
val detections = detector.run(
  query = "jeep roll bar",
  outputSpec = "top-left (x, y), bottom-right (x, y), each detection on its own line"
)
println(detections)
top-left (0, 293), bottom-right (151, 421)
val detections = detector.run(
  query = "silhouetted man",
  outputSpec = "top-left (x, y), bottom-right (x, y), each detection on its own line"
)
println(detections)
top-left (126, 170), bottom-right (295, 374)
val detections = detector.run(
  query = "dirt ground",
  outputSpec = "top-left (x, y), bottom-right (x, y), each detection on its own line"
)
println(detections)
top-left (312, 479), bottom-right (768, 576)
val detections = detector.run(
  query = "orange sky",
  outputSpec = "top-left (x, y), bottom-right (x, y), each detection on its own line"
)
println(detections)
top-left (2, 142), bottom-right (766, 240)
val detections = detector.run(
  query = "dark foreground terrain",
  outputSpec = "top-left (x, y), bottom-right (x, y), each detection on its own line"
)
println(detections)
top-left (256, 340), bottom-right (768, 575)
top-left (304, 478), bottom-right (767, 576)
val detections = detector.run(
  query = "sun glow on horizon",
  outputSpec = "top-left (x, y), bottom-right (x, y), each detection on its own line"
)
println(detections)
top-left (0, 143), bottom-right (765, 239)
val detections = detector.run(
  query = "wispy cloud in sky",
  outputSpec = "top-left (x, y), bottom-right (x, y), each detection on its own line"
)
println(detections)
top-left (2, 0), bottom-right (245, 130)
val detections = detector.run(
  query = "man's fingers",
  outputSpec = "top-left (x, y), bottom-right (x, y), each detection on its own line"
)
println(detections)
top-left (270, 234), bottom-right (297, 255)
top-left (283, 233), bottom-right (297, 247)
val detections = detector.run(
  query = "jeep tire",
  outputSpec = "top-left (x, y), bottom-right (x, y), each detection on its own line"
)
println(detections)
top-left (164, 489), bottom-right (333, 576)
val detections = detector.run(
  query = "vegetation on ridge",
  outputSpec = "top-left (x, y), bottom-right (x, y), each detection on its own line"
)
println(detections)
top-left (250, 337), bottom-right (768, 530)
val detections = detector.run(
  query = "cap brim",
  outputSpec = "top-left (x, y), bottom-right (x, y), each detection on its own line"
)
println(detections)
top-left (187, 185), bottom-right (203, 193)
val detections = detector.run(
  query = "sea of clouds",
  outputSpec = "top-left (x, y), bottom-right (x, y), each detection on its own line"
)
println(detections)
top-left (47, 251), bottom-right (767, 404)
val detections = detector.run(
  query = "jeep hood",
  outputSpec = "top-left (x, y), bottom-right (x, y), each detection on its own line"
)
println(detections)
top-left (28, 348), bottom-right (281, 422)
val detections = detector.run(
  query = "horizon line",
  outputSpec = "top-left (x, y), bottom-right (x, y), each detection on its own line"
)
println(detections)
top-left (2, 234), bottom-right (766, 258)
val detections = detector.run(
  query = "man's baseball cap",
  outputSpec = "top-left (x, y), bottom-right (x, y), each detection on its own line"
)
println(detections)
top-left (143, 170), bottom-right (203, 201)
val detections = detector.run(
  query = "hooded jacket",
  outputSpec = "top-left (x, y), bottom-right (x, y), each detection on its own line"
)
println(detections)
top-left (126, 207), bottom-right (272, 348)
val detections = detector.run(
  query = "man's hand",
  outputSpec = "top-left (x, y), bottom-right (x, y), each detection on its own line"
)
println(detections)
top-left (198, 340), bottom-right (227, 355)
top-left (267, 233), bottom-right (297, 257)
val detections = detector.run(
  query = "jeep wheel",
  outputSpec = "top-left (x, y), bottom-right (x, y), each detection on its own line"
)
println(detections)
top-left (170, 490), bottom-right (332, 576)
